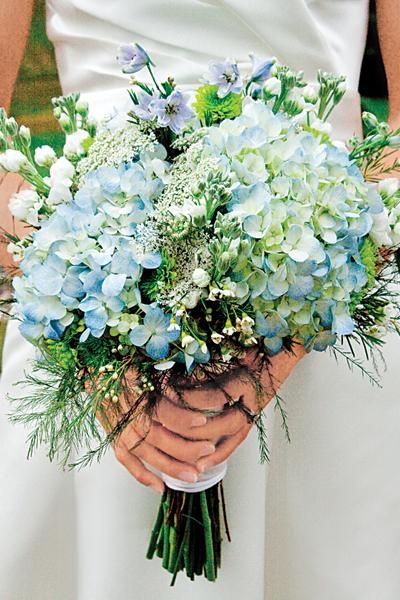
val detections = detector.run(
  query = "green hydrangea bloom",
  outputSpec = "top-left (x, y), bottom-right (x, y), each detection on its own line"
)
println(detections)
top-left (193, 84), bottom-right (242, 124)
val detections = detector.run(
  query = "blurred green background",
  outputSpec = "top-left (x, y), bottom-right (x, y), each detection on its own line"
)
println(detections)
top-left (11, 0), bottom-right (63, 152)
top-left (10, 0), bottom-right (388, 146)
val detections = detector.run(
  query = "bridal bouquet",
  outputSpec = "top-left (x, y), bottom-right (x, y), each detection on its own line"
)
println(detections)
top-left (1, 43), bottom-right (400, 584)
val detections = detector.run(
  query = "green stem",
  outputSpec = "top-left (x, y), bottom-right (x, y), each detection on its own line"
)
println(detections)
top-left (170, 494), bottom-right (193, 586)
top-left (162, 494), bottom-right (171, 570)
top-left (147, 64), bottom-right (165, 97)
top-left (199, 491), bottom-right (216, 581)
top-left (146, 495), bottom-right (165, 559)
top-left (168, 518), bottom-right (178, 573)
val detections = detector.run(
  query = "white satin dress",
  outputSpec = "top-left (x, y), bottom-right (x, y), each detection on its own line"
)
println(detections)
top-left (1, 1), bottom-right (400, 599)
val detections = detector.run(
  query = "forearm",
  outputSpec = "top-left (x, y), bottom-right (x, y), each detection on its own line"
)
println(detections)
top-left (0, 0), bottom-right (34, 111)
top-left (0, 0), bottom-right (34, 268)
top-left (376, 0), bottom-right (400, 127)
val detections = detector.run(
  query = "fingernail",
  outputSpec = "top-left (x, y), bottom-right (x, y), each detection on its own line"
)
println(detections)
top-left (199, 444), bottom-right (215, 457)
top-left (179, 470), bottom-right (198, 483)
top-left (151, 482), bottom-right (164, 494)
top-left (197, 462), bottom-right (207, 473)
top-left (192, 415), bottom-right (207, 426)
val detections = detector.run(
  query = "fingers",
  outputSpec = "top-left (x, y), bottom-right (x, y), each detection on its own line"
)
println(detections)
top-left (154, 396), bottom-right (207, 435)
top-left (186, 407), bottom-right (247, 441)
top-left (170, 384), bottom-right (227, 412)
top-left (114, 443), bottom-right (165, 493)
top-left (136, 419), bottom-right (215, 464)
top-left (122, 424), bottom-right (201, 483)
top-left (134, 439), bottom-right (200, 483)
top-left (197, 424), bottom-right (251, 473)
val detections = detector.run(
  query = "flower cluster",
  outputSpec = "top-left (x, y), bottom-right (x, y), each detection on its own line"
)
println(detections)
top-left (2, 44), bottom-right (399, 376)
top-left (14, 157), bottom-right (166, 343)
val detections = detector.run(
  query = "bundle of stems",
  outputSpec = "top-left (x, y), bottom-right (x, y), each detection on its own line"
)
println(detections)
top-left (146, 482), bottom-right (230, 585)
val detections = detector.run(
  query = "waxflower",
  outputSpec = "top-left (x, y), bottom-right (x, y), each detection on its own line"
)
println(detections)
top-left (117, 43), bottom-right (152, 74)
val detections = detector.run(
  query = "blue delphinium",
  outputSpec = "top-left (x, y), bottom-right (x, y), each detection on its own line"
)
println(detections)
top-left (117, 43), bottom-right (152, 74)
top-left (134, 91), bottom-right (158, 121)
top-left (129, 306), bottom-right (180, 360)
top-left (206, 59), bottom-right (243, 98)
top-left (152, 91), bottom-right (194, 134)
top-left (249, 54), bottom-right (274, 84)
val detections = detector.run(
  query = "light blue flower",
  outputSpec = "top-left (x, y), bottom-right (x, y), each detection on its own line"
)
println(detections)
top-left (306, 331), bottom-right (337, 352)
top-left (179, 339), bottom-right (210, 371)
top-left (31, 263), bottom-right (64, 296)
top-left (249, 54), bottom-right (274, 84)
top-left (207, 59), bottom-right (243, 98)
top-left (255, 311), bottom-right (289, 354)
top-left (134, 91), bottom-right (157, 121)
top-left (129, 306), bottom-right (180, 359)
top-left (152, 91), bottom-right (194, 134)
top-left (83, 305), bottom-right (109, 338)
top-left (102, 273), bottom-right (127, 297)
top-left (117, 43), bottom-right (152, 74)
top-left (332, 303), bottom-right (355, 335)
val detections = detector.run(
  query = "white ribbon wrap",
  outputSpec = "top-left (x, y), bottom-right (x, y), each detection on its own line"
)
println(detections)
top-left (161, 461), bottom-right (228, 493)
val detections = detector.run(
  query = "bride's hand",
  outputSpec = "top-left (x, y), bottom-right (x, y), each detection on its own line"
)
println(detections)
top-left (101, 344), bottom-right (304, 493)
top-left (163, 344), bottom-right (306, 474)
top-left (99, 388), bottom-right (215, 494)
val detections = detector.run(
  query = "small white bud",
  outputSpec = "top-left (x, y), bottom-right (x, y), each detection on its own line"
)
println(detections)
top-left (263, 77), bottom-right (282, 97)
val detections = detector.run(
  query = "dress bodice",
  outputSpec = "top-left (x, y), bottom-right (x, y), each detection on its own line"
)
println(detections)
top-left (46, 0), bottom-right (369, 138)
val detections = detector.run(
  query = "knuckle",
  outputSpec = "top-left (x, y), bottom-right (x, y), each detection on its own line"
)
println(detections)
top-left (114, 446), bottom-right (127, 463)
top-left (135, 472), bottom-right (150, 486)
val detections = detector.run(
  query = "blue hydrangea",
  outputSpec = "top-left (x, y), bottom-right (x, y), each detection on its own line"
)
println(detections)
top-left (14, 157), bottom-right (165, 343)
top-left (129, 307), bottom-right (180, 360)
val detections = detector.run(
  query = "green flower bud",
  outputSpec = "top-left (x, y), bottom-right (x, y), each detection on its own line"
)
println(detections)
top-left (218, 251), bottom-right (231, 273)
top-left (76, 100), bottom-right (89, 116)
top-left (19, 125), bottom-right (31, 147)
top-left (58, 113), bottom-right (73, 133)
top-left (0, 133), bottom-right (7, 153)
top-left (5, 117), bottom-right (18, 136)
top-left (362, 111), bottom-right (378, 129)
